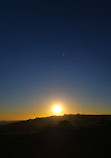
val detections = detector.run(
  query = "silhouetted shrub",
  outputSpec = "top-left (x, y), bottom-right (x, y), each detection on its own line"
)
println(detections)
top-left (58, 120), bottom-right (72, 131)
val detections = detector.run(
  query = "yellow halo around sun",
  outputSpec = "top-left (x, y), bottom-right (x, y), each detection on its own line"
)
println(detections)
top-left (53, 105), bottom-right (62, 114)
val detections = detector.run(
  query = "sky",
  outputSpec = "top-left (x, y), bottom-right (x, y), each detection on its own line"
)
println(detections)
top-left (0, 0), bottom-right (111, 120)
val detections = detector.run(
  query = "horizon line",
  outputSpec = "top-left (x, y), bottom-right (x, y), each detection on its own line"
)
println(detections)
top-left (0, 113), bottom-right (111, 121)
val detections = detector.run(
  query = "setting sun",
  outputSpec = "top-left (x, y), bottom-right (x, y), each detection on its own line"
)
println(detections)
top-left (53, 105), bottom-right (62, 114)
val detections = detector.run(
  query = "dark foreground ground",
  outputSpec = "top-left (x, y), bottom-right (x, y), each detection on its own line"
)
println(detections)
top-left (0, 115), bottom-right (111, 158)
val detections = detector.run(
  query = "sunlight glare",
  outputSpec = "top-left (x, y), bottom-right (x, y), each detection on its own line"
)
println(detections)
top-left (53, 105), bottom-right (62, 114)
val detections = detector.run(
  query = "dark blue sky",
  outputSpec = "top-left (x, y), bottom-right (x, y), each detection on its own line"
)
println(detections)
top-left (0, 0), bottom-right (111, 119)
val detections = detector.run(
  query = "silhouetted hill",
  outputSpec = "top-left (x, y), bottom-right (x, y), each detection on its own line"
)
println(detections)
top-left (0, 114), bottom-right (111, 134)
top-left (0, 114), bottom-right (111, 158)
top-left (0, 121), bottom-right (17, 126)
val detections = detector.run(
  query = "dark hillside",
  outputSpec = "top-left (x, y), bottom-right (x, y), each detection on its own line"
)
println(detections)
top-left (0, 115), bottom-right (111, 158)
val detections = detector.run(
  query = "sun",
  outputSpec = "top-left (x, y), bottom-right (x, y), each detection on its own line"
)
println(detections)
top-left (53, 105), bottom-right (62, 115)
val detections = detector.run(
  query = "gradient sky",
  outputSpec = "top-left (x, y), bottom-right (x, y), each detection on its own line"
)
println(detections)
top-left (0, 0), bottom-right (111, 120)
